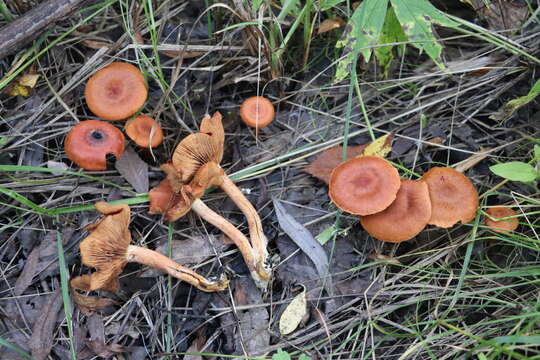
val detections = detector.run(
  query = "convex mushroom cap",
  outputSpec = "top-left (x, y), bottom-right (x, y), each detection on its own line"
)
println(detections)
top-left (422, 167), bottom-right (479, 228)
top-left (65, 120), bottom-right (125, 170)
top-left (240, 96), bottom-right (275, 128)
top-left (329, 156), bottom-right (401, 215)
top-left (85, 62), bottom-right (147, 121)
top-left (485, 207), bottom-right (518, 233)
top-left (360, 180), bottom-right (432, 242)
top-left (125, 115), bottom-right (164, 148)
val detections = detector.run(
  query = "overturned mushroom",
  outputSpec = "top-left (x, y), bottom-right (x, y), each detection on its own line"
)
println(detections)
top-left (149, 112), bottom-right (270, 288)
top-left (71, 202), bottom-right (228, 295)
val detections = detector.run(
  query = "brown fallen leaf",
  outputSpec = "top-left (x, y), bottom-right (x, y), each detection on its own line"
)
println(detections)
top-left (115, 146), bottom-right (149, 193)
top-left (86, 313), bottom-right (125, 358)
top-left (13, 245), bottom-right (41, 296)
top-left (70, 277), bottom-right (118, 315)
top-left (464, 0), bottom-right (528, 31)
top-left (453, 147), bottom-right (492, 173)
top-left (302, 144), bottom-right (367, 184)
top-left (317, 17), bottom-right (346, 34)
top-left (161, 50), bottom-right (205, 59)
top-left (28, 288), bottom-right (63, 360)
top-left (425, 137), bottom-right (444, 146)
top-left (82, 39), bottom-right (112, 49)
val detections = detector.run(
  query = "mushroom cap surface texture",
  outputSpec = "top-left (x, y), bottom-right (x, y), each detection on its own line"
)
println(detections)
top-left (422, 167), bottom-right (479, 228)
top-left (125, 115), bottom-right (164, 148)
top-left (240, 96), bottom-right (275, 128)
top-left (329, 156), bottom-right (401, 215)
top-left (65, 120), bottom-right (125, 170)
top-left (85, 62), bottom-right (147, 121)
top-left (360, 180), bottom-right (431, 242)
top-left (485, 207), bottom-right (518, 233)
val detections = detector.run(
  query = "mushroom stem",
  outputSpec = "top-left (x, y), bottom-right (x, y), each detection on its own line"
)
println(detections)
top-left (125, 245), bottom-right (228, 292)
top-left (218, 174), bottom-right (270, 281)
top-left (191, 199), bottom-right (257, 272)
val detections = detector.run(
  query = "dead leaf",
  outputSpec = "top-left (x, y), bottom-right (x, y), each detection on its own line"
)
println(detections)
top-left (274, 199), bottom-right (333, 295)
top-left (115, 146), bottom-right (149, 193)
top-left (86, 314), bottom-right (125, 358)
top-left (184, 330), bottom-right (206, 360)
top-left (82, 40), bottom-right (112, 49)
top-left (14, 245), bottom-right (41, 296)
top-left (426, 137), bottom-right (444, 146)
top-left (46, 160), bottom-right (69, 170)
top-left (360, 133), bottom-right (394, 157)
top-left (453, 147), bottom-right (491, 173)
top-left (279, 286), bottom-right (307, 335)
top-left (161, 50), bottom-right (205, 59)
top-left (302, 144), bottom-right (367, 184)
top-left (28, 288), bottom-right (63, 360)
top-left (317, 17), bottom-right (345, 34)
top-left (5, 74), bottom-right (39, 97)
top-left (464, 0), bottom-right (528, 31)
top-left (368, 253), bottom-right (401, 265)
top-left (71, 286), bottom-right (118, 315)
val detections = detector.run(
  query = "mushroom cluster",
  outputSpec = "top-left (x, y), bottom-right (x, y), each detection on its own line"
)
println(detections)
top-left (148, 112), bottom-right (271, 289)
top-left (65, 61), bottom-right (163, 170)
top-left (328, 156), bottom-right (480, 243)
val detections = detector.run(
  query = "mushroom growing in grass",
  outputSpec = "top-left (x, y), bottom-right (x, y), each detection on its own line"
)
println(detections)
top-left (422, 167), bottom-right (479, 228)
top-left (125, 114), bottom-right (164, 148)
top-left (240, 96), bottom-right (275, 128)
top-left (360, 180), bottom-right (432, 242)
top-left (485, 207), bottom-right (519, 233)
top-left (149, 112), bottom-right (270, 288)
top-left (71, 202), bottom-right (228, 294)
top-left (85, 62), bottom-right (147, 121)
top-left (65, 120), bottom-right (125, 170)
top-left (329, 156), bottom-right (401, 215)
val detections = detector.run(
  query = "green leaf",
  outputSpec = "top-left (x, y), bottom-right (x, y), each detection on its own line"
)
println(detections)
top-left (374, 7), bottom-right (407, 76)
top-left (390, 0), bottom-right (458, 68)
top-left (320, 0), bottom-right (345, 11)
top-left (491, 78), bottom-right (540, 121)
top-left (490, 162), bottom-right (538, 183)
top-left (278, 0), bottom-right (300, 21)
top-left (273, 349), bottom-right (292, 360)
top-left (298, 355), bottom-right (312, 360)
top-left (334, 0), bottom-right (389, 82)
top-left (534, 144), bottom-right (540, 161)
top-left (316, 225), bottom-right (336, 245)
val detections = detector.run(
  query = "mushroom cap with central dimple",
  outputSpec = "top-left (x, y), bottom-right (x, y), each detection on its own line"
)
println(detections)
top-left (422, 167), bottom-right (479, 228)
top-left (125, 115), bottom-right (163, 148)
top-left (240, 96), bottom-right (275, 128)
top-left (360, 180), bottom-right (431, 242)
top-left (329, 156), bottom-right (400, 215)
top-left (85, 62), bottom-right (147, 121)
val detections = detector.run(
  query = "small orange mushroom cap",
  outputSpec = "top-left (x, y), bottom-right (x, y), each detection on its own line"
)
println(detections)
top-left (125, 115), bottom-right (163, 148)
top-left (360, 180), bottom-right (431, 242)
top-left (422, 167), bottom-right (479, 228)
top-left (65, 120), bottom-right (125, 170)
top-left (485, 207), bottom-right (518, 233)
top-left (329, 156), bottom-right (401, 215)
top-left (240, 96), bottom-right (275, 128)
top-left (85, 62), bottom-right (147, 121)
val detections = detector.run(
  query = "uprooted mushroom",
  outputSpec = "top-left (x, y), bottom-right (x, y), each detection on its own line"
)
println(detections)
top-left (148, 112), bottom-right (271, 289)
top-left (71, 202), bottom-right (229, 311)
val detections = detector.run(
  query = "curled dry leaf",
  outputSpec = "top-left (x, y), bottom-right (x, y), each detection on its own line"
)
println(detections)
top-left (279, 286), bottom-right (307, 335)
top-left (70, 276), bottom-right (118, 315)
top-left (5, 73), bottom-right (40, 97)
top-left (318, 17), bottom-right (346, 34)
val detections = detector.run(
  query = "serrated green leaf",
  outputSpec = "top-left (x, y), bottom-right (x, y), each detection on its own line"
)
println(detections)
top-left (374, 7), bottom-right (407, 76)
top-left (390, 0), bottom-right (458, 69)
top-left (334, 0), bottom-right (389, 82)
top-left (490, 162), bottom-right (538, 183)
top-left (491, 78), bottom-right (540, 121)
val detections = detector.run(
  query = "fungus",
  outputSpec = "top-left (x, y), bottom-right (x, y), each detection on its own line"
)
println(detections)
top-left (65, 120), bottom-right (125, 170)
top-left (125, 114), bottom-right (164, 148)
top-left (422, 167), bottom-right (479, 228)
top-left (72, 202), bottom-right (228, 293)
top-left (239, 96), bottom-right (275, 128)
top-left (485, 207), bottom-right (518, 233)
top-left (149, 112), bottom-right (270, 288)
top-left (360, 180), bottom-right (431, 242)
top-left (85, 62), bottom-right (147, 121)
top-left (328, 156), bottom-right (401, 215)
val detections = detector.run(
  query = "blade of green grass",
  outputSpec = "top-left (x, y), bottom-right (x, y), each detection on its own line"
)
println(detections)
top-left (0, 337), bottom-right (32, 359)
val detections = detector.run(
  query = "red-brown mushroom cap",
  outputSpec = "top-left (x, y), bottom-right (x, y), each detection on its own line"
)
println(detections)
top-left (125, 115), bottom-right (164, 148)
top-left (65, 120), bottom-right (125, 170)
top-left (85, 62), bottom-right (147, 121)
top-left (329, 156), bottom-right (401, 215)
top-left (485, 207), bottom-right (518, 233)
top-left (239, 96), bottom-right (275, 128)
top-left (360, 180), bottom-right (431, 242)
top-left (422, 167), bottom-right (479, 228)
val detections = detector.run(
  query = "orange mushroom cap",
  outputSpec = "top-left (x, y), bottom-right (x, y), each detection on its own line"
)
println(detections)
top-left (422, 167), bottom-right (479, 228)
top-left (485, 207), bottom-right (518, 233)
top-left (329, 156), bottom-right (401, 215)
top-left (65, 120), bottom-right (125, 170)
top-left (85, 62), bottom-right (147, 121)
top-left (125, 115), bottom-right (164, 148)
top-left (360, 180), bottom-right (432, 242)
top-left (240, 96), bottom-right (275, 128)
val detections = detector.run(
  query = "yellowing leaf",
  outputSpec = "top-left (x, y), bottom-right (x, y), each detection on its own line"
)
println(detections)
top-left (279, 287), bottom-right (307, 335)
top-left (6, 74), bottom-right (40, 97)
top-left (360, 133), bottom-right (393, 157)
top-left (317, 17), bottom-right (345, 34)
